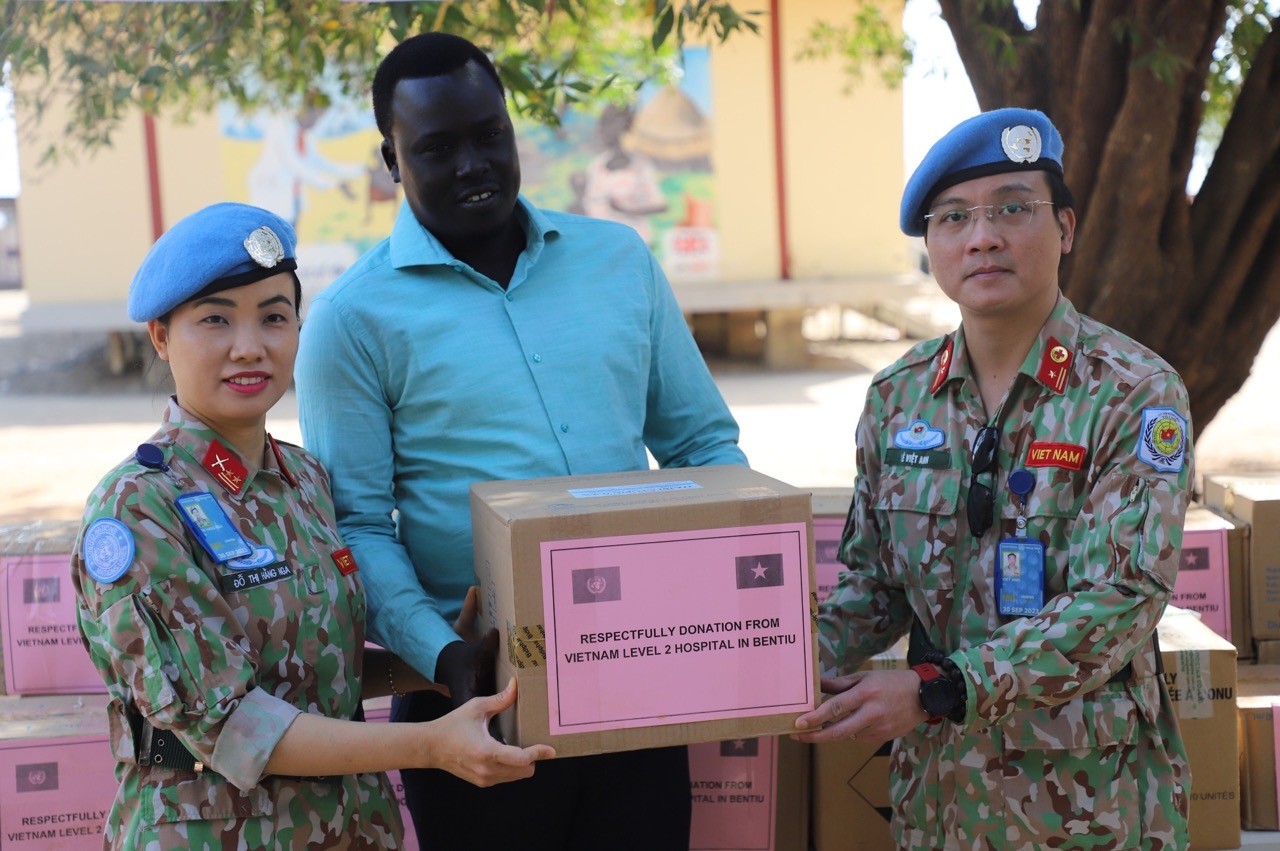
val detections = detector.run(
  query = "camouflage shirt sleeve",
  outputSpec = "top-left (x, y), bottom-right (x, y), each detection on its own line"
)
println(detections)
top-left (74, 473), bottom-right (301, 791)
top-left (956, 371), bottom-right (1193, 729)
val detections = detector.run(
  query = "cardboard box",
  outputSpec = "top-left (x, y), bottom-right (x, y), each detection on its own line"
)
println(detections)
top-left (810, 639), bottom-right (906, 851)
top-left (1180, 505), bottom-right (1246, 647)
top-left (470, 465), bottom-right (818, 758)
top-left (1158, 611), bottom-right (1241, 851)
top-left (1257, 642), bottom-right (1280, 666)
top-left (1237, 664), bottom-right (1280, 831)
top-left (1203, 475), bottom-right (1280, 642)
top-left (0, 693), bottom-right (116, 849)
top-left (0, 521), bottom-right (105, 695)
top-left (689, 735), bottom-right (809, 851)
top-left (811, 488), bottom-right (852, 605)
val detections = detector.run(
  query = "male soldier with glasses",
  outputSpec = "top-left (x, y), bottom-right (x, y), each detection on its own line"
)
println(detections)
top-left (795, 108), bottom-right (1192, 849)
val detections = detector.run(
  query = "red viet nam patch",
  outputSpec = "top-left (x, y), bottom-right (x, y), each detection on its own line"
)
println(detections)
top-left (331, 547), bottom-right (359, 575)
top-left (1025, 441), bottom-right (1087, 471)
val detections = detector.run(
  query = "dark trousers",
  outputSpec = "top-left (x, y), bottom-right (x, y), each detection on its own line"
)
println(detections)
top-left (393, 690), bottom-right (692, 851)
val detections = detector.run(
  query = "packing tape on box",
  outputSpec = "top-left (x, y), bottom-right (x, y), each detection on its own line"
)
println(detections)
top-left (507, 623), bottom-right (546, 669)
top-left (1174, 648), bottom-right (1214, 719)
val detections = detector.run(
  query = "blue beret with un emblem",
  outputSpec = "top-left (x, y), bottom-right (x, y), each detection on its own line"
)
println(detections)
top-left (128, 202), bottom-right (298, 322)
top-left (900, 107), bottom-right (1065, 237)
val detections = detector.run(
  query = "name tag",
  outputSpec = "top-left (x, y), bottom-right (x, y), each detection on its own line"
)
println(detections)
top-left (175, 492), bottom-right (252, 563)
top-left (885, 448), bottom-right (951, 469)
top-left (220, 561), bottom-right (294, 594)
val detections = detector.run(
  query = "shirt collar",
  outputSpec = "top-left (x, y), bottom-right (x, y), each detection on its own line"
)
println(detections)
top-left (929, 294), bottom-right (1081, 396)
top-left (161, 397), bottom-right (292, 495)
top-left (388, 196), bottom-right (559, 272)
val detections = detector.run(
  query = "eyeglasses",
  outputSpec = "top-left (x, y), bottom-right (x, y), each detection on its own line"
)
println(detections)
top-left (923, 199), bottom-right (1054, 237)
top-left (967, 426), bottom-right (1000, 538)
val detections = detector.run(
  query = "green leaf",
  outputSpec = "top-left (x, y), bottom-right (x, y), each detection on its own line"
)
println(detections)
top-left (653, 4), bottom-right (675, 50)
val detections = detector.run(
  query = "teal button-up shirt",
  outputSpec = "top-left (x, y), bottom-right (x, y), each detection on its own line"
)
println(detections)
top-left (296, 198), bottom-right (746, 679)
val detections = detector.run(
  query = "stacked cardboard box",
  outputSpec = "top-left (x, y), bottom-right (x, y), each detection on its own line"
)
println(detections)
top-left (1203, 475), bottom-right (1280, 659)
top-left (470, 465), bottom-right (818, 758)
top-left (688, 735), bottom-right (809, 851)
top-left (810, 638), bottom-right (906, 851)
top-left (1181, 505), bottom-right (1249, 653)
top-left (0, 693), bottom-right (116, 849)
top-left (1237, 664), bottom-right (1280, 832)
top-left (0, 521), bottom-right (104, 695)
top-left (811, 488), bottom-right (853, 605)
top-left (1158, 610), bottom-right (1241, 851)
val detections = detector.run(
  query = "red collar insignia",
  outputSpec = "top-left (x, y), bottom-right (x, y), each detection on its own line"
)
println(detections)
top-left (930, 339), bottom-right (954, 395)
top-left (1035, 337), bottom-right (1072, 395)
top-left (202, 440), bottom-right (248, 494)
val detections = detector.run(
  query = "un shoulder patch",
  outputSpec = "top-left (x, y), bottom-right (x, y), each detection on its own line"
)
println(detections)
top-left (83, 518), bottom-right (136, 584)
top-left (1137, 407), bottom-right (1188, 473)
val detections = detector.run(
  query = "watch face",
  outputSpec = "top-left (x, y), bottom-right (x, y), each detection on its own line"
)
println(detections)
top-left (920, 677), bottom-right (960, 717)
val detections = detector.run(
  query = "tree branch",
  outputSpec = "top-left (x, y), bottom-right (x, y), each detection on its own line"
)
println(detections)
top-left (1069, 0), bottom-right (1218, 328)
top-left (1191, 19), bottom-right (1280, 295)
top-left (938, 0), bottom-right (1032, 106)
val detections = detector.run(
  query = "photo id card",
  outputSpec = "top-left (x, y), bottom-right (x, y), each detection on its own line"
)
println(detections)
top-left (175, 492), bottom-right (252, 563)
top-left (995, 537), bottom-right (1045, 617)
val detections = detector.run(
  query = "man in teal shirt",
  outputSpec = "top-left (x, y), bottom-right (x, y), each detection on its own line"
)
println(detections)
top-left (295, 32), bottom-right (745, 850)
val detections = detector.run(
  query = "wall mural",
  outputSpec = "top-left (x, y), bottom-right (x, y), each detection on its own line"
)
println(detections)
top-left (218, 46), bottom-right (718, 299)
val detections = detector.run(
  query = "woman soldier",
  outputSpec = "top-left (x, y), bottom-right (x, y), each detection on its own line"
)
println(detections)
top-left (71, 203), bottom-right (552, 850)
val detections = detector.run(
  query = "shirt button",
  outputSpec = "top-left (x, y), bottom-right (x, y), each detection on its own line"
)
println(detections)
top-left (560, 424), bottom-right (570, 433)
top-left (505, 293), bottom-right (514, 302)
top-left (532, 354), bottom-right (542, 363)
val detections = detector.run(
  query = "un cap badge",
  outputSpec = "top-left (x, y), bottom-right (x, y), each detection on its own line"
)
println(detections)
top-left (1001, 125), bottom-right (1042, 164)
top-left (243, 226), bottom-right (286, 268)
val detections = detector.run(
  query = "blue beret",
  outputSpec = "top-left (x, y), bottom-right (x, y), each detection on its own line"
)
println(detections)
top-left (128, 202), bottom-right (298, 322)
top-left (900, 108), bottom-right (1065, 237)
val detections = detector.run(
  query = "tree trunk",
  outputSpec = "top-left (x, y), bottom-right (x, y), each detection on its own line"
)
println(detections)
top-left (936, 0), bottom-right (1280, 432)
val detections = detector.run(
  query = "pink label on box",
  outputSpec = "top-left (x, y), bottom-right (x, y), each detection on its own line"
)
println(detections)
top-left (540, 523), bottom-right (814, 734)
top-left (1175, 529), bottom-right (1232, 639)
top-left (813, 518), bottom-right (845, 605)
top-left (0, 734), bottom-right (115, 848)
top-left (0, 555), bottom-right (105, 694)
top-left (688, 736), bottom-right (777, 851)
top-left (364, 706), bottom-right (421, 851)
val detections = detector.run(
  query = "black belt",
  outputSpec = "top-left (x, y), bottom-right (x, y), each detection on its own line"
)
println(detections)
top-left (140, 727), bottom-right (343, 785)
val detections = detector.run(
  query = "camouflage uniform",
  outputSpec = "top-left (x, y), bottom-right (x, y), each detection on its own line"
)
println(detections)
top-left (820, 297), bottom-right (1192, 850)
top-left (72, 399), bottom-right (403, 850)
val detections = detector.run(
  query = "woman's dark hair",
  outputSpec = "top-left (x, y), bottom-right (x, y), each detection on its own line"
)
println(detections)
top-left (155, 273), bottom-right (302, 326)
top-left (372, 32), bottom-right (504, 140)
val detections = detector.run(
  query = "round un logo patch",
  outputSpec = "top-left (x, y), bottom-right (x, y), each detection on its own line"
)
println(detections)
top-left (82, 518), bottom-right (136, 584)
top-left (586, 576), bottom-right (608, 595)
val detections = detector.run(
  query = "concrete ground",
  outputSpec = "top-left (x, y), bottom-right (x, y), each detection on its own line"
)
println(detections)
top-left (3, 288), bottom-right (1279, 524)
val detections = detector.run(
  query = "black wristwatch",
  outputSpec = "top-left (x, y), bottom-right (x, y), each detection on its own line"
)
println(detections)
top-left (911, 662), bottom-right (964, 724)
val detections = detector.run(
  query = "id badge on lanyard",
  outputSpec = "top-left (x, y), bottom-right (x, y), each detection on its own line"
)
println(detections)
top-left (995, 469), bottom-right (1046, 617)
top-left (175, 491), bottom-right (253, 563)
